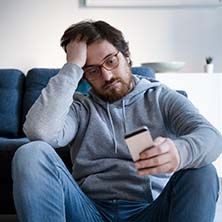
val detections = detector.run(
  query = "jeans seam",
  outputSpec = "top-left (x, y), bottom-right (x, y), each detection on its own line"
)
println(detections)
top-left (168, 183), bottom-right (176, 222)
top-left (55, 164), bottom-right (103, 219)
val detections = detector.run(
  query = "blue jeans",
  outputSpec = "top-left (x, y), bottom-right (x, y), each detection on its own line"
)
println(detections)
top-left (12, 141), bottom-right (220, 222)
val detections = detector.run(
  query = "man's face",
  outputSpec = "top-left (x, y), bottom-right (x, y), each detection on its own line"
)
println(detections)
top-left (83, 40), bottom-right (133, 102)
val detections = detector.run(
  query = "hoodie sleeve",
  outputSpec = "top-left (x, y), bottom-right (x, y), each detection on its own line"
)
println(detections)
top-left (159, 85), bottom-right (222, 170)
top-left (23, 63), bottom-right (84, 148)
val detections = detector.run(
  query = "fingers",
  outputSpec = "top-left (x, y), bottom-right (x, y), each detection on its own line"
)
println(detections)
top-left (74, 34), bottom-right (82, 42)
top-left (66, 37), bottom-right (87, 67)
top-left (65, 34), bottom-right (87, 51)
top-left (136, 152), bottom-right (171, 170)
top-left (137, 162), bottom-right (173, 176)
top-left (135, 137), bottom-right (180, 176)
top-left (139, 137), bottom-right (168, 160)
top-left (153, 136), bottom-right (166, 146)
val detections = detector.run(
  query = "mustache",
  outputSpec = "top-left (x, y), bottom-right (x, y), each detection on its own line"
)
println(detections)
top-left (103, 78), bottom-right (121, 88)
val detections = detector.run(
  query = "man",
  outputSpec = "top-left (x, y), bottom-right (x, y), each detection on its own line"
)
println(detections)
top-left (12, 20), bottom-right (222, 222)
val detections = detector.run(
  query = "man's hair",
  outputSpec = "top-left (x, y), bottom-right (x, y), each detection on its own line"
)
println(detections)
top-left (60, 20), bottom-right (132, 66)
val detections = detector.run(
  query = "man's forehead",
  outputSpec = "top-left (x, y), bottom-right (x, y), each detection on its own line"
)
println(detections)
top-left (86, 40), bottom-right (117, 65)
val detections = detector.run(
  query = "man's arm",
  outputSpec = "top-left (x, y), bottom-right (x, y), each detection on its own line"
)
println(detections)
top-left (135, 86), bottom-right (222, 175)
top-left (161, 86), bottom-right (222, 170)
top-left (24, 39), bottom-right (87, 148)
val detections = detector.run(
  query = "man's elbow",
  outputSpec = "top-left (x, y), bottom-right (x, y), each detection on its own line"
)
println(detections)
top-left (23, 122), bottom-right (54, 144)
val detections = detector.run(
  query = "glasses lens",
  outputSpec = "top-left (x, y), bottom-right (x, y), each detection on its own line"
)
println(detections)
top-left (103, 54), bottom-right (119, 70)
top-left (84, 67), bottom-right (100, 80)
top-left (83, 52), bottom-right (119, 80)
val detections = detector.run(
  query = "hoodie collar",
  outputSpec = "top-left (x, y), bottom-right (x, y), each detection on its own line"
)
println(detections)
top-left (89, 75), bottom-right (160, 154)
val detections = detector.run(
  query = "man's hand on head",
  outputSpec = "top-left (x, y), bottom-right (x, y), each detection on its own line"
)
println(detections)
top-left (135, 137), bottom-right (180, 176)
top-left (66, 37), bottom-right (87, 67)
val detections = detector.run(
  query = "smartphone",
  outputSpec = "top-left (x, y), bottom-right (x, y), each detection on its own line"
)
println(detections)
top-left (125, 126), bottom-right (154, 161)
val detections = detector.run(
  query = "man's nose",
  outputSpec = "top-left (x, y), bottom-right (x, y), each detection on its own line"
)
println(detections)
top-left (100, 68), bottom-right (114, 81)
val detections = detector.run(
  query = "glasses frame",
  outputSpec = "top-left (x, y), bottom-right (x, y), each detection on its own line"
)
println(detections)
top-left (83, 51), bottom-right (120, 81)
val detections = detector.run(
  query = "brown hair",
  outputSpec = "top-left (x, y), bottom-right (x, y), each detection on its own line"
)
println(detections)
top-left (60, 20), bottom-right (132, 66)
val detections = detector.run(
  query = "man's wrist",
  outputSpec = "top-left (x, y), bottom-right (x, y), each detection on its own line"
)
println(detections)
top-left (59, 63), bottom-right (84, 83)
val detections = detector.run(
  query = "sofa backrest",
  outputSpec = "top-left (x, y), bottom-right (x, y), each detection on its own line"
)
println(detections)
top-left (1, 67), bottom-right (190, 141)
top-left (21, 68), bottom-right (94, 124)
top-left (0, 69), bottom-right (25, 138)
top-left (0, 67), bottom-right (155, 137)
top-left (22, 68), bottom-right (60, 124)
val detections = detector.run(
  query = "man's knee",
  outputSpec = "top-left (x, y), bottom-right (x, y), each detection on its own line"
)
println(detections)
top-left (12, 141), bottom-right (55, 180)
top-left (197, 165), bottom-right (219, 198)
top-left (188, 164), bottom-right (218, 188)
top-left (175, 164), bottom-right (219, 198)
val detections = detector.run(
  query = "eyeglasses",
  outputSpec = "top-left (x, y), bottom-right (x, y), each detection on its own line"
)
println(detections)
top-left (83, 51), bottom-right (120, 81)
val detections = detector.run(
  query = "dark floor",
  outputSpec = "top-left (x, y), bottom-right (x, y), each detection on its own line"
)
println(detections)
top-left (0, 215), bottom-right (17, 222)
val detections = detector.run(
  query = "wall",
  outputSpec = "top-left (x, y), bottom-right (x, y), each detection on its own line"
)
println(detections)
top-left (0, 0), bottom-right (222, 73)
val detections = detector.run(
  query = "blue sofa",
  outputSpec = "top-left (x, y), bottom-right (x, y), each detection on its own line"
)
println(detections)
top-left (0, 67), bottom-right (157, 214)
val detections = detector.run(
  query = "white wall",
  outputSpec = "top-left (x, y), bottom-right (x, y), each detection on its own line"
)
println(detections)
top-left (0, 0), bottom-right (222, 73)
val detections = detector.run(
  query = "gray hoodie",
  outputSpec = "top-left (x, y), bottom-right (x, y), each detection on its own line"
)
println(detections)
top-left (24, 63), bottom-right (222, 202)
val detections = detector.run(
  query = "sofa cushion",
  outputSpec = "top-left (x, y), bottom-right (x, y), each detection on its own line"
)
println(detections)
top-left (0, 69), bottom-right (25, 138)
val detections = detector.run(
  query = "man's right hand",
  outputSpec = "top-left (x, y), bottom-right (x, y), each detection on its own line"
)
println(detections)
top-left (66, 37), bottom-right (87, 68)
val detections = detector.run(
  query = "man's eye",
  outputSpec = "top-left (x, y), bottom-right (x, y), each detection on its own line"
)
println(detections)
top-left (107, 57), bottom-right (115, 65)
top-left (88, 68), bottom-right (98, 75)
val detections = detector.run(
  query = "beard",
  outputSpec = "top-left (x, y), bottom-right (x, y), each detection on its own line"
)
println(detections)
top-left (93, 72), bottom-right (134, 103)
